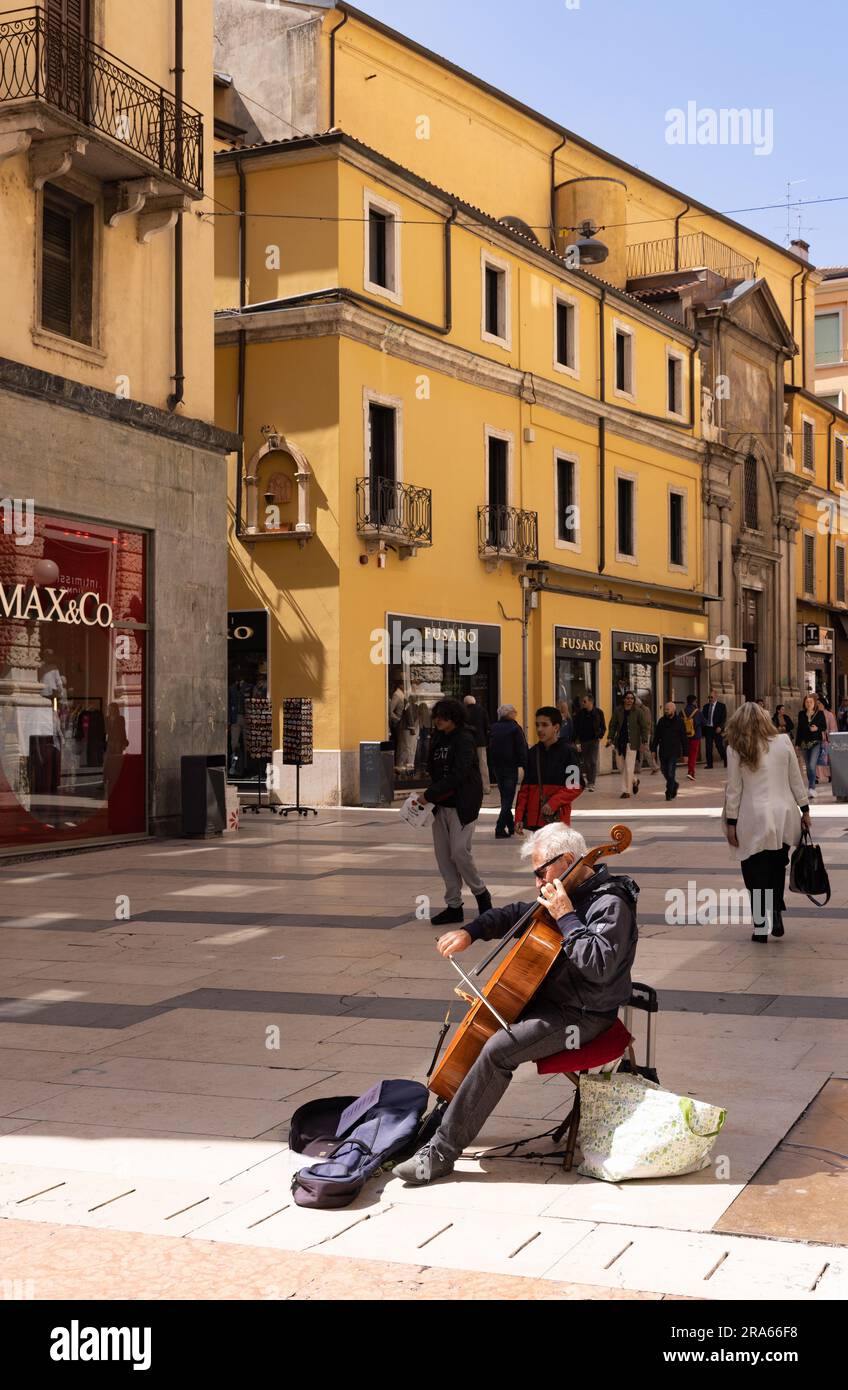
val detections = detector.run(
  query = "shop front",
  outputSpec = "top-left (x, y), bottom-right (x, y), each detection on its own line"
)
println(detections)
top-left (227, 608), bottom-right (269, 779)
top-left (555, 626), bottom-right (602, 716)
top-left (611, 630), bottom-right (660, 722)
top-left (801, 623), bottom-right (834, 704)
top-left (0, 511), bottom-right (148, 852)
top-left (663, 639), bottom-right (702, 706)
top-left (385, 612), bottom-right (500, 788)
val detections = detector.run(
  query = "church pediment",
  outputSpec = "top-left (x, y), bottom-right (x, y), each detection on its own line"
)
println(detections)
top-left (713, 278), bottom-right (797, 355)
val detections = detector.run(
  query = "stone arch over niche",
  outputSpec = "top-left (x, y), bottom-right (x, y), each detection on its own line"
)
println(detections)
top-left (732, 435), bottom-right (780, 706)
top-left (243, 435), bottom-right (312, 536)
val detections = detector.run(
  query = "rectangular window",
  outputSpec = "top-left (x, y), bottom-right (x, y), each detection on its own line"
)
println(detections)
top-left (819, 392), bottom-right (842, 410)
top-left (40, 183), bottom-right (94, 343)
top-left (484, 265), bottom-right (505, 339)
top-left (669, 490), bottom-right (684, 567)
top-left (555, 299), bottom-right (575, 370)
top-left (487, 434), bottom-right (510, 547)
top-left (368, 208), bottom-right (389, 288)
top-left (744, 454), bottom-right (759, 529)
top-left (614, 327), bottom-right (633, 395)
top-left (617, 476), bottom-right (635, 558)
top-left (804, 533), bottom-right (816, 595)
top-left (803, 419), bottom-right (815, 472)
top-left (364, 192), bottom-right (400, 300)
top-left (815, 311), bottom-right (841, 366)
top-left (667, 353), bottom-right (683, 416)
top-left (556, 455), bottom-right (579, 545)
top-left (836, 436), bottom-right (845, 486)
top-left (837, 544), bottom-right (846, 604)
top-left (368, 403), bottom-right (397, 524)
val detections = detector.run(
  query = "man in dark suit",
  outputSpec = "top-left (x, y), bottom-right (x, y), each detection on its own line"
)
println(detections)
top-left (701, 687), bottom-right (728, 769)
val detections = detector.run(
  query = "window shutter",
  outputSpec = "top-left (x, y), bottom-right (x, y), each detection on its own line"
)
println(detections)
top-left (836, 437), bottom-right (845, 486)
top-left (837, 547), bottom-right (846, 605)
top-left (804, 534), bottom-right (815, 594)
top-left (41, 202), bottom-right (73, 337)
top-left (803, 421), bottom-right (814, 471)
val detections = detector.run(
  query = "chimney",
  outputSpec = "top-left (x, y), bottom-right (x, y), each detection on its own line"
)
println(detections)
top-left (790, 238), bottom-right (810, 262)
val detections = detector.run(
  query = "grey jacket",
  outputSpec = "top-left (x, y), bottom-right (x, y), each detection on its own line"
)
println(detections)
top-left (466, 864), bottom-right (638, 1015)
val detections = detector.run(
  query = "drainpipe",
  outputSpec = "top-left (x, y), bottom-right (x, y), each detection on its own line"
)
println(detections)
top-left (673, 201), bottom-right (690, 272)
top-left (827, 408), bottom-right (835, 608)
top-left (549, 133), bottom-right (567, 252)
top-left (235, 156), bottom-right (247, 535)
top-left (167, 0), bottom-right (185, 410)
top-left (790, 266), bottom-right (803, 386)
top-left (800, 269), bottom-right (808, 389)
top-left (598, 287), bottom-right (606, 574)
top-left (329, 8), bottom-right (349, 128)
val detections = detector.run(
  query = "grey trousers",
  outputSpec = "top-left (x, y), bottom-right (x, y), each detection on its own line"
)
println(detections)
top-left (433, 999), bottom-right (612, 1160)
top-left (432, 806), bottom-right (485, 907)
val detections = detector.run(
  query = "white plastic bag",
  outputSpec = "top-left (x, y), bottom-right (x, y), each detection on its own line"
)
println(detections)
top-left (577, 1072), bottom-right (726, 1182)
top-left (399, 793), bottom-right (434, 829)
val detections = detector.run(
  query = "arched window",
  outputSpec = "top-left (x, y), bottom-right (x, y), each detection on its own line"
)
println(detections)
top-left (743, 454), bottom-right (759, 530)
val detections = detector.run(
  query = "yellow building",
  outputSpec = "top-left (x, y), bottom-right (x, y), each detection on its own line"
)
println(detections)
top-left (0, 1), bottom-right (237, 854)
top-left (213, 2), bottom-right (834, 801)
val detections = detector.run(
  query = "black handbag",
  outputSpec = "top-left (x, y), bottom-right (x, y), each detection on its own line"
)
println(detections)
top-left (789, 828), bottom-right (831, 906)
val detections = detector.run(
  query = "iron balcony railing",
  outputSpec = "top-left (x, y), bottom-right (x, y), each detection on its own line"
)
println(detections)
top-left (478, 505), bottom-right (539, 559)
top-left (0, 6), bottom-right (203, 192)
top-left (356, 476), bottom-right (433, 548)
top-left (626, 232), bottom-right (754, 283)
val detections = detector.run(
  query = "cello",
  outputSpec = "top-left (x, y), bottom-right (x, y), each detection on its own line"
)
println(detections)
top-left (427, 824), bottom-right (632, 1102)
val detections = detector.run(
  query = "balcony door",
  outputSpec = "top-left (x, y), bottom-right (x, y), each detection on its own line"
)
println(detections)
top-left (368, 403), bottom-right (398, 528)
top-left (487, 435), bottom-right (509, 548)
top-left (45, 0), bottom-right (90, 124)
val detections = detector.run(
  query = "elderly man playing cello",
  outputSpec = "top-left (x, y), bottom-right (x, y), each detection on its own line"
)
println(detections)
top-left (394, 822), bottom-right (639, 1185)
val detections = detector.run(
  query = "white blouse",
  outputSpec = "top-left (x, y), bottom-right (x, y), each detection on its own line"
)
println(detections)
top-left (724, 733), bottom-right (808, 860)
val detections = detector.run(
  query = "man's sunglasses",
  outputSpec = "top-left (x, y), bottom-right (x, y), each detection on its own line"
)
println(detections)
top-left (533, 852), bottom-right (567, 881)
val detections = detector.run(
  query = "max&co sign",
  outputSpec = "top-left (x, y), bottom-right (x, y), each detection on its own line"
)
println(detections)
top-left (0, 584), bottom-right (114, 629)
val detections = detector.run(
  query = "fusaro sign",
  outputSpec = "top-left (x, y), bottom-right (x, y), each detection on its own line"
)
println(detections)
top-left (0, 584), bottom-right (114, 629)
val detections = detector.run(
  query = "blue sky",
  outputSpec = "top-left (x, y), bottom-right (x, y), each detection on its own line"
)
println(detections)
top-left (356, 0), bottom-right (847, 267)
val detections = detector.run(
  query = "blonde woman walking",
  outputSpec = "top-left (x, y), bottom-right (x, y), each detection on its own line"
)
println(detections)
top-left (724, 703), bottom-right (810, 943)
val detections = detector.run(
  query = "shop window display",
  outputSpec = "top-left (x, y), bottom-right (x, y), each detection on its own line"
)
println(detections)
top-left (0, 512), bottom-right (147, 850)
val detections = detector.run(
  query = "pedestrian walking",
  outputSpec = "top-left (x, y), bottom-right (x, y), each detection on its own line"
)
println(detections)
top-left (607, 691), bottom-right (650, 799)
top-left (462, 694), bottom-right (491, 794)
top-left (637, 691), bottom-right (654, 771)
top-left (683, 693), bottom-right (703, 780)
top-left (573, 694), bottom-right (606, 792)
top-left (773, 704), bottom-right (794, 739)
top-left (417, 698), bottom-right (491, 926)
top-left (724, 702), bottom-right (810, 942)
top-left (795, 693), bottom-right (827, 799)
top-left (651, 700), bottom-right (688, 799)
top-left (837, 696), bottom-right (848, 732)
top-left (489, 703), bottom-right (528, 838)
top-left (701, 687), bottom-right (728, 768)
top-left (515, 707), bottom-right (583, 833)
top-left (557, 700), bottom-right (575, 744)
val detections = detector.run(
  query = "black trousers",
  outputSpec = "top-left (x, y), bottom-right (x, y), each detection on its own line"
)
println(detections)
top-left (741, 846), bottom-right (789, 932)
top-left (704, 727), bottom-right (726, 767)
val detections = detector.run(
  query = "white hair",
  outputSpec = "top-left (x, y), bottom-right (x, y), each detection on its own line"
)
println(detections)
top-left (463, 694), bottom-right (476, 705)
top-left (497, 703), bottom-right (517, 718)
top-left (519, 822), bottom-right (587, 864)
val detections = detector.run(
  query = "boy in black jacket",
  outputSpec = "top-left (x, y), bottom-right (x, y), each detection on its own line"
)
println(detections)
top-left (573, 694), bottom-right (606, 792)
top-left (416, 698), bottom-right (491, 926)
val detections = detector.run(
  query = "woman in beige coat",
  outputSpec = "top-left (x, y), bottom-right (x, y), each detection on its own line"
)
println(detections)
top-left (724, 703), bottom-right (810, 942)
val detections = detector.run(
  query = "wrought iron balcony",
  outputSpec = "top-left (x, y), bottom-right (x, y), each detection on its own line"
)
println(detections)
top-left (356, 476), bottom-right (432, 550)
top-left (626, 232), bottom-right (754, 284)
top-left (478, 505), bottom-right (539, 560)
top-left (0, 6), bottom-right (203, 193)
